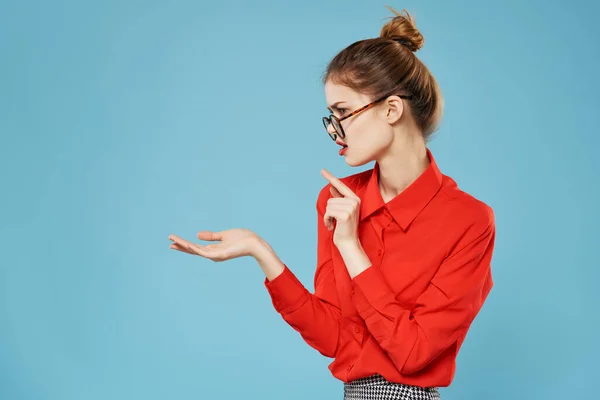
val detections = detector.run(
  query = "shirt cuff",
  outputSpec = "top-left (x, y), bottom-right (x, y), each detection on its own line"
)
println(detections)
top-left (264, 264), bottom-right (310, 315)
top-left (351, 265), bottom-right (396, 318)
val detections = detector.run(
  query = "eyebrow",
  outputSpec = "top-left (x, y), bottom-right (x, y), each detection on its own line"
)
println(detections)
top-left (327, 101), bottom-right (347, 113)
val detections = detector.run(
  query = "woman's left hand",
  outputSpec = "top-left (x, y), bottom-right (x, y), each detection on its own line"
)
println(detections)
top-left (321, 169), bottom-right (361, 246)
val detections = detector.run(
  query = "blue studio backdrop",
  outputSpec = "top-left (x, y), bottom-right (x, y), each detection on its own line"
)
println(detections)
top-left (1, 0), bottom-right (599, 399)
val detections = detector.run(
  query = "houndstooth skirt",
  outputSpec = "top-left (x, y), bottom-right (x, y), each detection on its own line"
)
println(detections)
top-left (344, 374), bottom-right (440, 400)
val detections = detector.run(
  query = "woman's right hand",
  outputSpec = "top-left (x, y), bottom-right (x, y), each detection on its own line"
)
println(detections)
top-left (169, 228), bottom-right (260, 262)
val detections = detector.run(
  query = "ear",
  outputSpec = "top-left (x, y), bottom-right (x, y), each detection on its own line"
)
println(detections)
top-left (384, 95), bottom-right (404, 124)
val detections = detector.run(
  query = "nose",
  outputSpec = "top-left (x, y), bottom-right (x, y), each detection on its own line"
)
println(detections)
top-left (326, 121), bottom-right (336, 135)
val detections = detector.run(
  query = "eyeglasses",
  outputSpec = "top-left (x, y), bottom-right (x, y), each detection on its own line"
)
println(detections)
top-left (322, 93), bottom-right (413, 141)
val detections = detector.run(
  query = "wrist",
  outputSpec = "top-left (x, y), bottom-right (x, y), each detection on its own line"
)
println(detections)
top-left (251, 235), bottom-right (281, 265)
top-left (250, 235), bottom-right (286, 282)
top-left (249, 235), bottom-right (269, 259)
top-left (335, 238), bottom-right (370, 279)
top-left (335, 237), bottom-right (362, 252)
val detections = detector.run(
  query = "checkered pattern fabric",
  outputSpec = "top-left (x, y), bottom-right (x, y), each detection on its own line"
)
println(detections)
top-left (344, 374), bottom-right (440, 400)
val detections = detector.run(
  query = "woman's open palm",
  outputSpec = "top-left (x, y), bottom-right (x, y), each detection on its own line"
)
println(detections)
top-left (169, 228), bottom-right (258, 262)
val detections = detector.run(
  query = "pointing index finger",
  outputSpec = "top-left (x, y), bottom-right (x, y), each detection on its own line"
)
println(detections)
top-left (321, 169), bottom-right (358, 199)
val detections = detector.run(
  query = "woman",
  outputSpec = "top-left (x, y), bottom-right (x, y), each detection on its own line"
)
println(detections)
top-left (169, 7), bottom-right (495, 400)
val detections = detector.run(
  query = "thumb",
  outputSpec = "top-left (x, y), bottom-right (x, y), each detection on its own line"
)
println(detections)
top-left (330, 185), bottom-right (343, 198)
top-left (197, 231), bottom-right (222, 241)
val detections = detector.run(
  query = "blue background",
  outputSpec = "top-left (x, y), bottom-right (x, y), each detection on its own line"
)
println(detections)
top-left (1, 0), bottom-right (599, 399)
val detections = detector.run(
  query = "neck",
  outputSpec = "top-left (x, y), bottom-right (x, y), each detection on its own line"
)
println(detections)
top-left (376, 130), bottom-right (429, 203)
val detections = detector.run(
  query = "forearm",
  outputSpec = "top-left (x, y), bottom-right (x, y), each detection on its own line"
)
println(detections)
top-left (336, 240), bottom-right (428, 372)
top-left (338, 228), bottom-right (495, 375)
top-left (254, 236), bottom-right (341, 358)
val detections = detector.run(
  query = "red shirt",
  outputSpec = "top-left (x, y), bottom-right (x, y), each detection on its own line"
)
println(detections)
top-left (264, 147), bottom-right (495, 387)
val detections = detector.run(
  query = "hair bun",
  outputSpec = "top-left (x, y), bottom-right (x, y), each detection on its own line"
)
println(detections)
top-left (380, 6), bottom-right (424, 52)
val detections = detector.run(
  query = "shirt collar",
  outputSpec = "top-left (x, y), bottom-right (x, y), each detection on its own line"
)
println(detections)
top-left (359, 147), bottom-right (443, 231)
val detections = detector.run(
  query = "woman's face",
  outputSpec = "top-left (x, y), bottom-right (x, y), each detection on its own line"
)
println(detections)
top-left (324, 81), bottom-right (401, 167)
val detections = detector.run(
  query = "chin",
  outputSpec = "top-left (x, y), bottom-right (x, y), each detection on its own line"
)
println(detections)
top-left (344, 153), bottom-right (372, 167)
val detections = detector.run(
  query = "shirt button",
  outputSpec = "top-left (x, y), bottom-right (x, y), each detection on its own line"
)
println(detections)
top-left (351, 288), bottom-right (355, 295)
top-left (377, 249), bottom-right (382, 256)
top-left (354, 327), bottom-right (361, 334)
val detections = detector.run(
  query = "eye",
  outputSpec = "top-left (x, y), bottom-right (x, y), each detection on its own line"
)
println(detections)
top-left (337, 108), bottom-right (347, 116)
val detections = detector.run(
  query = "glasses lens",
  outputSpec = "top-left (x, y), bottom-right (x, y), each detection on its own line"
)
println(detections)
top-left (323, 117), bottom-right (337, 140)
top-left (331, 116), bottom-right (345, 138)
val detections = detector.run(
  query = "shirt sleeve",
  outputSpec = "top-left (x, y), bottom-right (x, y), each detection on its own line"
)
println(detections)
top-left (263, 184), bottom-right (341, 358)
top-left (350, 209), bottom-right (496, 375)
